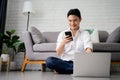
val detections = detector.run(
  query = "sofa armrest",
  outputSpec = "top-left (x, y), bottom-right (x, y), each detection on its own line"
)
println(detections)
top-left (93, 43), bottom-right (120, 52)
top-left (22, 31), bottom-right (34, 55)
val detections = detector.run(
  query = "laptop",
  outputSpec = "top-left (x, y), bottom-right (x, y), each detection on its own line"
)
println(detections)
top-left (73, 52), bottom-right (111, 77)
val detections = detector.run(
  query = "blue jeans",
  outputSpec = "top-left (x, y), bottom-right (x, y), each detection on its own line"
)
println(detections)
top-left (46, 57), bottom-right (73, 74)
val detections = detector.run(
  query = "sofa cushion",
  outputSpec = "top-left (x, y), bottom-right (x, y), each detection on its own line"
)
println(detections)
top-left (106, 26), bottom-right (120, 43)
top-left (86, 29), bottom-right (100, 43)
top-left (33, 43), bottom-right (56, 51)
top-left (91, 29), bottom-right (100, 43)
top-left (98, 31), bottom-right (109, 42)
top-left (42, 32), bottom-right (60, 43)
top-left (93, 43), bottom-right (120, 52)
top-left (30, 27), bottom-right (45, 44)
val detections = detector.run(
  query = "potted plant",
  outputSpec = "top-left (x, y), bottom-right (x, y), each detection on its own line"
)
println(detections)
top-left (0, 29), bottom-right (25, 70)
top-left (0, 32), bottom-right (9, 62)
top-left (1, 48), bottom-right (9, 62)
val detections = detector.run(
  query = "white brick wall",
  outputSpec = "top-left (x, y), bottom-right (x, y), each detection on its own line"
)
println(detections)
top-left (6, 0), bottom-right (120, 33)
top-left (5, 0), bottom-right (120, 70)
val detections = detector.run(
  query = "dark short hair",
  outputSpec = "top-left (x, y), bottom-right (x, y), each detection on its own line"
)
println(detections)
top-left (67, 8), bottom-right (81, 19)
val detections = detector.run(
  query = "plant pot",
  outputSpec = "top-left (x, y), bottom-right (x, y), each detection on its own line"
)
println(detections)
top-left (1, 54), bottom-right (9, 62)
top-left (10, 61), bottom-right (17, 70)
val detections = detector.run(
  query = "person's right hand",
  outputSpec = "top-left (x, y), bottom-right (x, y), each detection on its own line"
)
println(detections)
top-left (62, 35), bottom-right (73, 45)
top-left (56, 36), bottom-right (72, 56)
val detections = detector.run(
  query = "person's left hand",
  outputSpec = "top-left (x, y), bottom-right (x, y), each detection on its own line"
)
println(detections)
top-left (86, 48), bottom-right (92, 53)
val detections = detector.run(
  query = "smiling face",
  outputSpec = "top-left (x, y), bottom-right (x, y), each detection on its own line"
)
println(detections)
top-left (67, 15), bottom-right (82, 31)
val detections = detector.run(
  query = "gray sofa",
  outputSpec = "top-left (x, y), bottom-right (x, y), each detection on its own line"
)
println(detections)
top-left (21, 30), bottom-right (120, 72)
top-left (24, 31), bottom-right (60, 60)
top-left (93, 31), bottom-right (120, 62)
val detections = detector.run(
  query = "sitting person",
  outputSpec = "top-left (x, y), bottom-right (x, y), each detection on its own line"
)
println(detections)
top-left (46, 8), bottom-right (93, 74)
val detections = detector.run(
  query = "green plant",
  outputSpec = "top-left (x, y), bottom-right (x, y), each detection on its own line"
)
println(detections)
top-left (2, 49), bottom-right (9, 54)
top-left (85, 29), bottom-right (94, 34)
top-left (0, 32), bottom-right (5, 53)
top-left (0, 32), bottom-right (4, 45)
top-left (0, 29), bottom-right (25, 61)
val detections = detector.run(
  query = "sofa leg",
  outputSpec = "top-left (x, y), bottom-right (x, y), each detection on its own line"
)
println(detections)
top-left (21, 54), bottom-right (46, 72)
top-left (21, 55), bottom-right (28, 72)
top-left (21, 61), bottom-right (27, 72)
top-left (41, 64), bottom-right (46, 72)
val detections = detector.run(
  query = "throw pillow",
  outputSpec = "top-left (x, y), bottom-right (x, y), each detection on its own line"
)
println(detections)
top-left (106, 26), bottom-right (120, 43)
top-left (86, 29), bottom-right (100, 43)
top-left (30, 27), bottom-right (45, 44)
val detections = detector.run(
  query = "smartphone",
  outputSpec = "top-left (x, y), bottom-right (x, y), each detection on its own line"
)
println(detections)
top-left (65, 31), bottom-right (73, 40)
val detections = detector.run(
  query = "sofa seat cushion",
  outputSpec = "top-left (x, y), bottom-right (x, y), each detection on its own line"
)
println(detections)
top-left (93, 43), bottom-right (120, 52)
top-left (33, 43), bottom-right (56, 51)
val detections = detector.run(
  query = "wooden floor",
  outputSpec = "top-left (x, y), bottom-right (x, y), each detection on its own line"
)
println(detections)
top-left (0, 71), bottom-right (120, 80)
